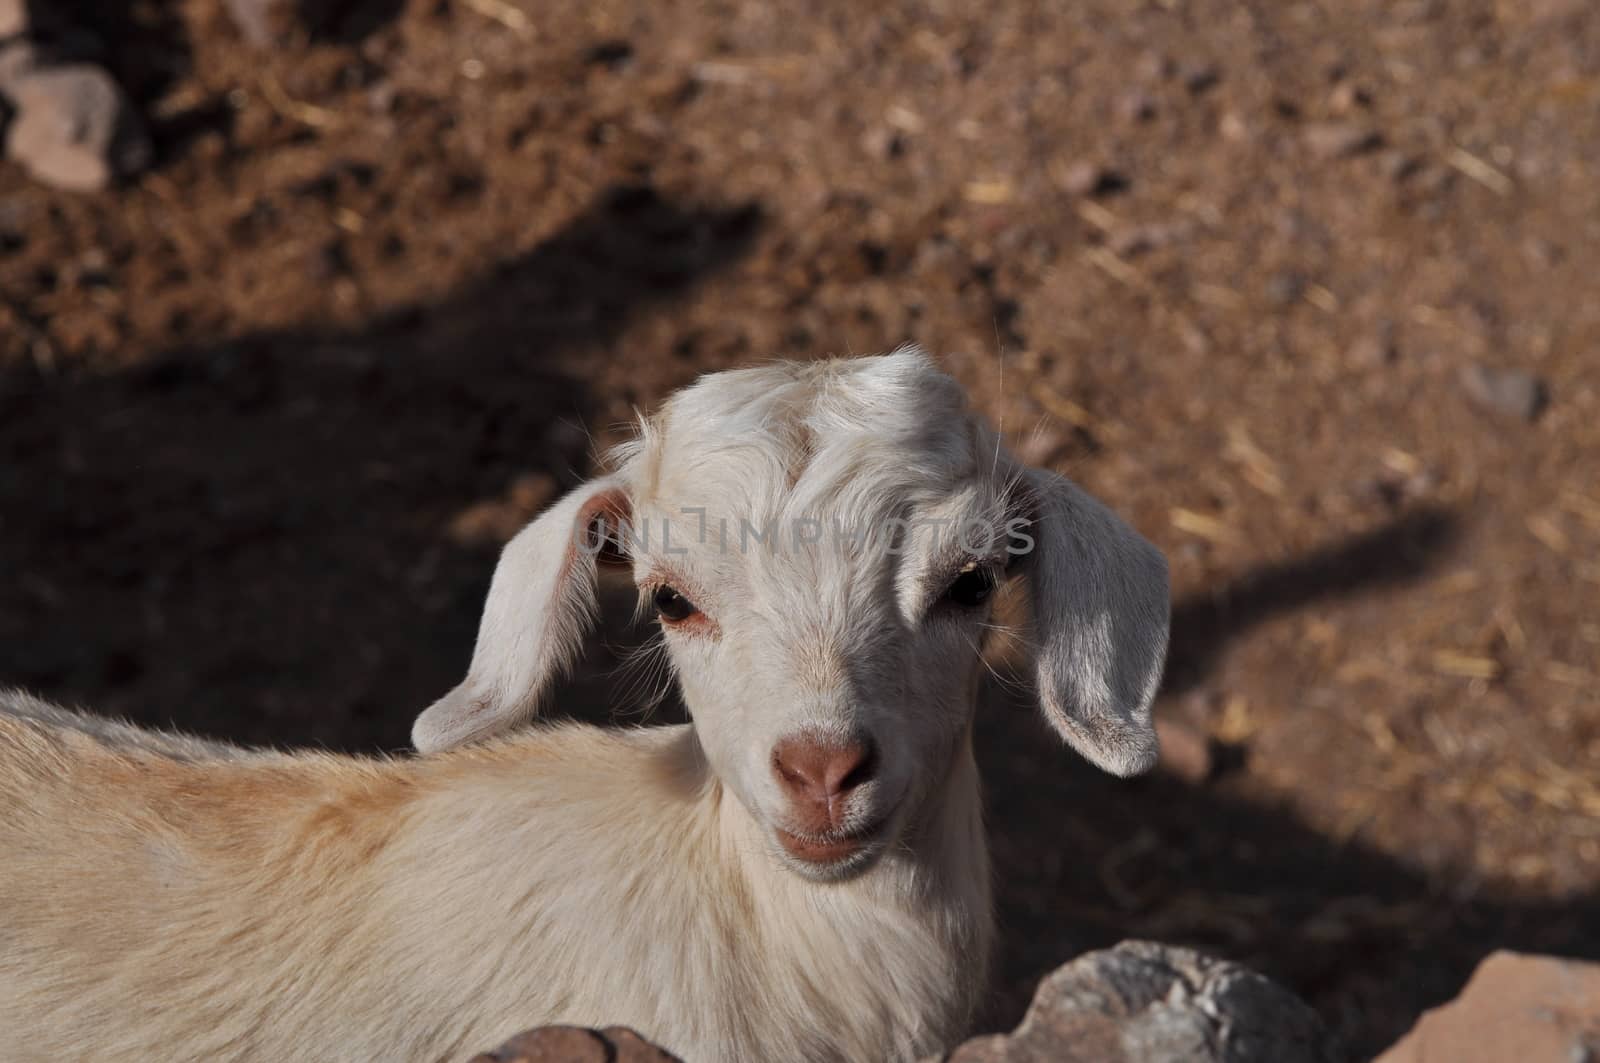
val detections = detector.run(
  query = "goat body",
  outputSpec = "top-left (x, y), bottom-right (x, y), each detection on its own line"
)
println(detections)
top-left (0, 696), bottom-right (987, 1062)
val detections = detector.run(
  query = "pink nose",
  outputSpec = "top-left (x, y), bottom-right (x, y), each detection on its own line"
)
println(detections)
top-left (772, 736), bottom-right (877, 830)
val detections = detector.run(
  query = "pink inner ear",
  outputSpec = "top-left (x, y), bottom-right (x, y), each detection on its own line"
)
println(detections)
top-left (578, 488), bottom-right (633, 567)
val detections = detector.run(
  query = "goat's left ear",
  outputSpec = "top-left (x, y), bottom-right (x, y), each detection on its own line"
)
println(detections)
top-left (412, 476), bottom-right (631, 754)
top-left (1010, 467), bottom-right (1170, 777)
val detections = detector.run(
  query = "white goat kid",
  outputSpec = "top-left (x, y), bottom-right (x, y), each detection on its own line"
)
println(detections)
top-left (0, 349), bottom-right (1169, 1063)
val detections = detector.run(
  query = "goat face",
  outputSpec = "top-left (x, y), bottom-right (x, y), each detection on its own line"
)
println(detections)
top-left (412, 349), bottom-right (1170, 881)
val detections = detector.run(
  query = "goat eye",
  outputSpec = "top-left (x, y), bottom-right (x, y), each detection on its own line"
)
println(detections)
top-left (942, 563), bottom-right (996, 609)
top-left (653, 585), bottom-right (699, 623)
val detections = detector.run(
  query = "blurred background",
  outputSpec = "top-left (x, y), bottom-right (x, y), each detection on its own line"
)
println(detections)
top-left (1, 0), bottom-right (1597, 1057)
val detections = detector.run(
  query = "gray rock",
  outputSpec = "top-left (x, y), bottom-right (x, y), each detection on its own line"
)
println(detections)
top-left (1460, 363), bottom-right (1549, 421)
top-left (4, 62), bottom-right (150, 191)
top-left (934, 941), bottom-right (1340, 1063)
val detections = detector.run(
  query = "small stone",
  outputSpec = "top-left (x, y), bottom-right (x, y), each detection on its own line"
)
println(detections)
top-left (1135, 51), bottom-right (1175, 82)
top-left (1115, 89), bottom-right (1157, 123)
top-left (0, 0), bottom-right (27, 40)
top-left (1265, 270), bottom-right (1307, 306)
top-left (1302, 121), bottom-right (1383, 160)
top-left (366, 80), bottom-right (398, 114)
top-left (860, 124), bottom-right (906, 161)
top-left (4, 63), bottom-right (151, 191)
top-left (1460, 364), bottom-right (1549, 422)
top-left (1181, 63), bottom-right (1221, 94)
top-left (1328, 81), bottom-right (1371, 114)
top-left (1366, 465), bottom-right (1439, 510)
top-left (1346, 329), bottom-right (1397, 368)
top-left (1055, 160), bottom-right (1098, 195)
top-left (1379, 150), bottom-right (1424, 182)
top-left (1055, 160), bottom-right (1129, 197)
top-left (1523, 237), bottom-right (1562, 268)
top-left (1219, 111), bottom-right (1251, 143)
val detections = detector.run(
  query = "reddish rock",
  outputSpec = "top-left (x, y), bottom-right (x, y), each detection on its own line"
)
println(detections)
top-left (1374, 951), bottom-right (1600, 1063)
top-left (467, 1025), bottom-right (681, 1063)
top-left (0, 0), bottom-right (27, 40)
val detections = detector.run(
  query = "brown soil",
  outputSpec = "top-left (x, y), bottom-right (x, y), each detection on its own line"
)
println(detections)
top-left (3, 0), bottom-right (1598, 1057)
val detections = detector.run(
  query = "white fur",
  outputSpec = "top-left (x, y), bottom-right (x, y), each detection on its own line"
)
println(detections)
top-left (0, 350), bottom-right (1169, 1062)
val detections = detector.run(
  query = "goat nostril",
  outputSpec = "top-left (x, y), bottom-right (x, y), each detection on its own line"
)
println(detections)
top-left (771, 743), bottom-right (819, 797)
top-left (772, 737), bottom-right (877, 802)
top-left (771, 748), bottom-right (805, 788)
top-left (835, 742), bottom-right (878, 793)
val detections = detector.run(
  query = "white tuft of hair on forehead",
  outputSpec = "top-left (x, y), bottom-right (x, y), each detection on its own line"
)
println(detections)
top-left (613, 347), bottom-right (983, 549)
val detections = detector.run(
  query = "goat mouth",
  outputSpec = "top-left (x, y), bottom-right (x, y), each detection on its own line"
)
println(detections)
top-left (774, 819), bottom-right (889, 867)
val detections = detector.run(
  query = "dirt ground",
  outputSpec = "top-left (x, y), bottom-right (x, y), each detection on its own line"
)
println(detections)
top-left (2, 0), bottom-right (1598, 1057)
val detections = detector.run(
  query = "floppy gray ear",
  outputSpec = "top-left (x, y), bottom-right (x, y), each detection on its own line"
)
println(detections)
top-left (413, 477), bottom-right (631, 754)
top-left (1012, 467), bottom-right (1170, 776)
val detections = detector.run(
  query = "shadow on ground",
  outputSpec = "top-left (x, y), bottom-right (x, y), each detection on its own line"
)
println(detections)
top-left (980, 508), bottom-right (1600, 1058)
top-left (972, 672), bottom-right (1600, 1056)
top-left (1163, 507), bottom-right (1461, 696)
top-left (0, 184), bottom-right (758, 750)
top-left (979, 679), bottom-right (1600, 1057)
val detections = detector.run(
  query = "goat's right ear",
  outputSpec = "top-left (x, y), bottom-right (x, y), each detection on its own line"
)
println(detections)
top-left (413, 477), bottom-right (631, 754)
